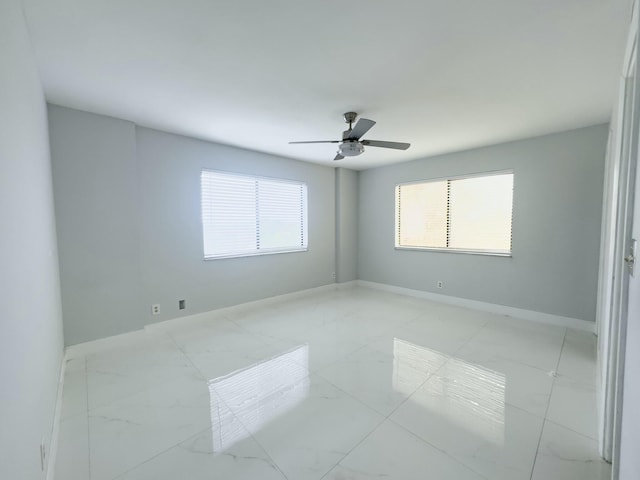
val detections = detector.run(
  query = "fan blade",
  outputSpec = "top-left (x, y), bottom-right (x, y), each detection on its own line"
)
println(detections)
top-left (347, 118), bottom-right (376, 140)
top-left (361, 140), bottom-right (410, 150)
top-left (334, 153), bottom-right (344, 161)
top-left (289, 140), bottom-right (340, 144)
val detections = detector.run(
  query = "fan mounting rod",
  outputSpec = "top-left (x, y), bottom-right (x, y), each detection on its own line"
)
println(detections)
top-left (343, 111), bottom-right (358, 129)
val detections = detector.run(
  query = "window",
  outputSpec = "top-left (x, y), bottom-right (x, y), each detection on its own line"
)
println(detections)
top-left (201, 170), bottom-right (308, 259)
top-left (395, 171), bottom-right (513, 255)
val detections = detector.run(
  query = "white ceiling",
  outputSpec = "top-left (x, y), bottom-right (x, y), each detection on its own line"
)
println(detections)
top-left (23, 0), bottom-right (630, 170)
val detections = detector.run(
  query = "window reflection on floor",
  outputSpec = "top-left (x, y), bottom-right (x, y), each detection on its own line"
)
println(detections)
top-left (393, 338), bottom-right (506, 445)
top-left (208, 344), bottom-right (309, 453)
top-left (392, 338), bottom-right (448, 395)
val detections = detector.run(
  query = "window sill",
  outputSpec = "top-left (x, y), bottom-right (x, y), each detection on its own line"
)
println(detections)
top-left (204, 247), bottom-right (308, 260)
top-left (395, 246), bottom-right (512, 257)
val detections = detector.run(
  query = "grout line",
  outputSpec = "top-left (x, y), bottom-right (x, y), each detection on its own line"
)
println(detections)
top-left (99, 329), bottom-right (277, 479)
top-left (108, 329), bottom-right (288, 479)
top-left (450, 314), bottom-right (570, 376)
top-left (85, 333), bottom-right (220, 479)
top-left (316, 411), bottom-right (388, 480)
top-left (387, 419), bottom-right (492, 480)
top-left (385, 311), bottom-right (495, 416)
top-left (72, 287), bottom-right (582, 480)
top-left (163, 330), bottom-right (209, 382)
top-left (529, 327), bottom-right (567, 480)
top-left (542, 418), bottom-right (600, 442)
top-left (315, 328), bottom-right (461, 478)
top-left (382, 354), bottom-right (451, 419)
top-left (110, 425), bottom-right (213, 480)
top-left (207, 377), bottom-right (297, 480)
top-left (377, 312), bottom-right (496, 476)
top-left (224, 359), bottom-right (384, 480)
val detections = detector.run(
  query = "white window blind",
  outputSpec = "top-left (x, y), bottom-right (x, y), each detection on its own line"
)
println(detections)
top-left (395, 172), bottom-right (513, 255)
top-left (201, 170), bottom-right (308, 259)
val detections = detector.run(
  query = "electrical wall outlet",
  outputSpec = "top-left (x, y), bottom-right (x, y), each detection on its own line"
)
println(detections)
top-left (331, 272), bottom-right (336, 280)
top-left (437, 280), bottom-right (443, 289)
top-left (179, 299), bottom-right (186, 310)
top-left (151, 304), bottom-right (160, 315)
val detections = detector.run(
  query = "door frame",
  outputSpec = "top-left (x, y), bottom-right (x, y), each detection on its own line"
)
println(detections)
top-left (597, 0), bottom-right (639, 474)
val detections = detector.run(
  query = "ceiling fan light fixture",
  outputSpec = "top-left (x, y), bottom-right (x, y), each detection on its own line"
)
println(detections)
top-left (289, 112), bottom-right (410, 161)
top-left (338, 141), bottom-right (364, 157)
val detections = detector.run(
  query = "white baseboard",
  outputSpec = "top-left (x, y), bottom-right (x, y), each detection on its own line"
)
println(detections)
top-left (147, 283), bottom-right (346, 333)
top-left (67, 283), bottom-right (352, 354)
top-left (336, 280), bottom-right (358, 289)
top-left (65, 329), bottom-right (149, 359)
top-left (54, 277), bottom-right (591, 479)
top-left (357, 280), bottom-right (596, 333)
top-left (46, 353), bottom-right (67, 480)
top-left (65, 278), bottom-right (592, 358)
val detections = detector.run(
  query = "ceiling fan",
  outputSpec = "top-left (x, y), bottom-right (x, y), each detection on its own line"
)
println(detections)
top-left (289, 112), bottom-right (410, 161)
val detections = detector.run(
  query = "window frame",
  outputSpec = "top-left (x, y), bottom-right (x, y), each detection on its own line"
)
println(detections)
top-left (394, 169), bottom-right (514, 257)
top-left (200, 169), bottom-right (309, 260)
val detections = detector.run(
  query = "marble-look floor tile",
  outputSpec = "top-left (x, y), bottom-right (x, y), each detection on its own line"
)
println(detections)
top-left (88, 373), bottom-right (212, 480)
top-left (435, 304), bottom-right (503, 328)
top-left (86, 331), bottom-right (201, 411)
top-left (309, 295), bottom-right (424, 345)
top-left (488, 316), bottom-right (566, 338)
top-left (452, 353), bottom-right (555, 418)
top-left (387, 309), bottom-right (489, 355)
top-left (54, 413), bottom-right (90, 480)
top-left (316, 339), bottom-right (447, 415)
top-left (223, 307), bottom-right (370, 373)
top-left (557, 329), bottom-right (597, 385)
top-left (325, 420), bottom-right (486, 480)
top-left (118, 402), bottom-right (286, 480)
top-left (230, 303), bottom-right (343, 342)
top-left (52, 287), bottom-right (604, 480)
top-left (218, 372), bottom-right (384, 480)
top-left (531, 421), bottom-right (611, 480)
top-left (185, 339), bottom-right (302, 381)
top-left (391, 360), bottom-right (544, 480)
top-left (317, 310), bottom-right (417, 345)
top-left (456, 318), bottom-right (565, 372)
top-left (295, 333), bottom-right (368, 372)
top-left (166, 317), bottom-right (272, 355)
top-left (546, 374), bottom-right (598, 439)
top-left (208, 344), bottom-right (311, 421)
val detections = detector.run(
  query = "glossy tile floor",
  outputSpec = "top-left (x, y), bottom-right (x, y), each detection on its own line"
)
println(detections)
top-left (54, 287), bottom-right (609, 480)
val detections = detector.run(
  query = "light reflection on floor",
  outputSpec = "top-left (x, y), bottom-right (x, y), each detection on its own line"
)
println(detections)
top-left (208, 344), bottom-right (309, 453)
top-left (393, 337), bottom-right (506, 445)
top-left (209, 338), bottom-right (506, 453)
top-left (392, 337), bottom-right (448, 395)
top-left (54, 288), bottom-right (604, 480)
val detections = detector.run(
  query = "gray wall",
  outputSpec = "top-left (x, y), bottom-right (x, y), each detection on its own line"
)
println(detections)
top-left (0, 1), bottom-right (64, 478)
top-left (358, 125), bottom-right (607, 322)
top-left (49, 107), bottom-right (142, 344)
top-left (49, 108), bottom-right (607, 344)
top-left (335, 168), bottom-right (359, 283)
top-left (136, 127), bottom-right (335, 324)
top-left (48, 106), bottom-right (336, 344)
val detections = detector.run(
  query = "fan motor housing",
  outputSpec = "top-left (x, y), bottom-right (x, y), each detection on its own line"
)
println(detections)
top-left (339, 141), bottom-right (365, 157)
